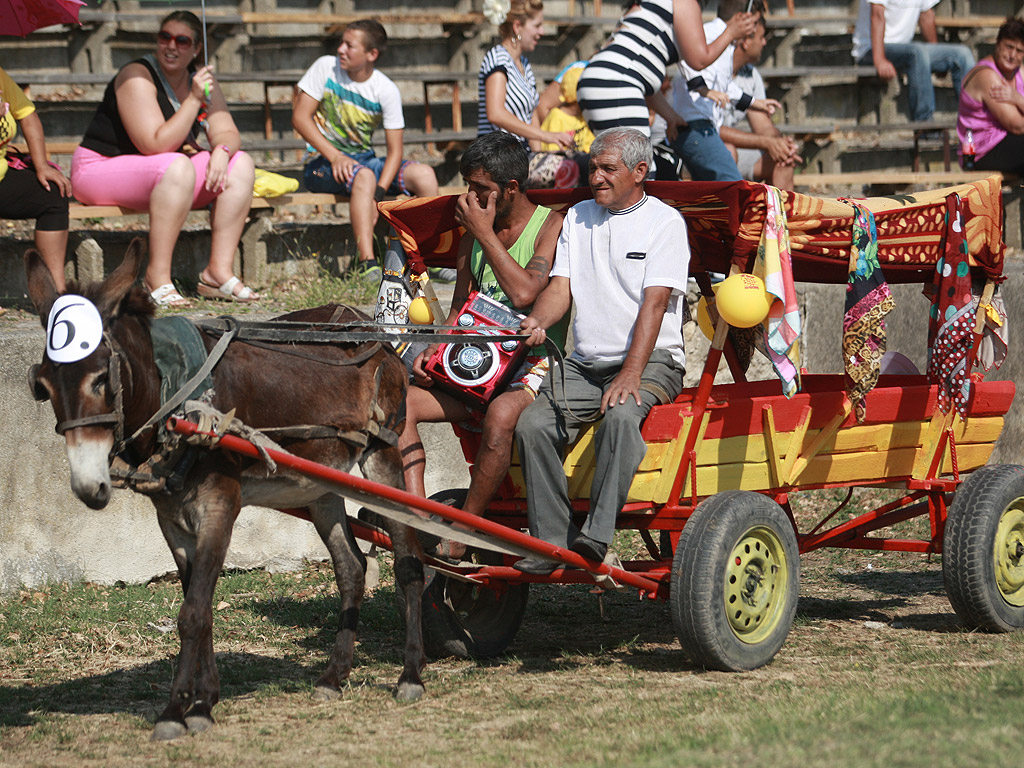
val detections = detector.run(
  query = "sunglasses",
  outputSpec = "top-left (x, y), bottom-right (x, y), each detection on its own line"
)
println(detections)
top-left (157, 30), bottom-right (195, 47)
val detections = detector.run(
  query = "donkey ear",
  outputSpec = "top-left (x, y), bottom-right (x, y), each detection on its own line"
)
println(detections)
top-left (25, 248), bottom-right (59, 329)
top-left (97, 237), bottom-right (147, 317)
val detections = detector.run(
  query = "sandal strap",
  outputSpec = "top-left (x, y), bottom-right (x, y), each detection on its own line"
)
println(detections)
top-left (149, 283), bottom-right (186, 305)
top-left (216, 276), bottom-right (240, 295)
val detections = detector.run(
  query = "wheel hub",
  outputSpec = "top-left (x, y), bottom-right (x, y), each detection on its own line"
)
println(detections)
top-left (725, 527), bottom-right (789, 644)
top-left (994, 503), bottom-right (1024, 607)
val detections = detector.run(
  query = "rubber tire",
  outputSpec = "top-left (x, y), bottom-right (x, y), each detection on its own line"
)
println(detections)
top-left (943, 464), bottom-right (1024, 632)
top-left (418, 488), bottom-right (529, 659)
top-left (671, 490), bottom-right (800, 672)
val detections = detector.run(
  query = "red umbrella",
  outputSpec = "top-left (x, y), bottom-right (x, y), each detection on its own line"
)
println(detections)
top-left (0, 0), bottom-right (84, 37)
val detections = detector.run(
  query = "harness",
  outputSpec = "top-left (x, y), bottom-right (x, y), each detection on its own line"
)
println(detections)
top-left (53, 307), bottom-right (532, 495)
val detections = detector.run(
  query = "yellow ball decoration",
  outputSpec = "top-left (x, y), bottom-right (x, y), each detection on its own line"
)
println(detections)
top-left (695, 295), bottom-right (715, 339)
top-left (408, 296), bottom-right (434, 325)
top-left (714, 273), bottom-right (772, 329)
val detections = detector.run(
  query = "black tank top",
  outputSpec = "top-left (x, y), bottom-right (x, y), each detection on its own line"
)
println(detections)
top-left (80, 58), bottom-right (202, 157)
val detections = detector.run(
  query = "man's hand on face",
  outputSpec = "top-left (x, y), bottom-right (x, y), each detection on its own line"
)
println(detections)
top-left (455, 189), bottom-right (498, 238)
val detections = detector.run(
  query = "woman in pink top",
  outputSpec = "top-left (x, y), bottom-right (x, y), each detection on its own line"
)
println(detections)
top-left (956, 17), bottom-right (1024, 173)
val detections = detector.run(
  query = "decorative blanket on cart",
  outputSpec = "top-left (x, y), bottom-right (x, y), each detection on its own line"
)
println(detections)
top-left (378, 176), bottom-right (1007, 414)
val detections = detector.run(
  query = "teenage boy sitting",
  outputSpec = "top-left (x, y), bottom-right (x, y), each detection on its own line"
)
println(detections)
top-left (293, 19), bottom-right (438, 279)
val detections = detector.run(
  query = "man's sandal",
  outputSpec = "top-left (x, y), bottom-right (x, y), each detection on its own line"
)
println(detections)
top-left (197, 275), bottom-right (259, 303)
top-left (148, 282), bottom-right (192, 308)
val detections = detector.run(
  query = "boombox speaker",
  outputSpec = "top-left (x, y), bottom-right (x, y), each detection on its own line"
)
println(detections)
top-left (424, 291), bottom-right (528, 408)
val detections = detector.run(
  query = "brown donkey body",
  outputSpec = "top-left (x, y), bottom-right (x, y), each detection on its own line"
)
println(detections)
top-left (26, 240), bottom-right (425, 741)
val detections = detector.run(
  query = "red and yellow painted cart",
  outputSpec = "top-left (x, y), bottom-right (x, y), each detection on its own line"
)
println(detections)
top-left (175, 177), bottom-right (1017, 672)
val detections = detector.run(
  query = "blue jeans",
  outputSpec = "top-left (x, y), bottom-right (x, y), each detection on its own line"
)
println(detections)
top-left (858, 43), bottom-right (974, 122)
top-left (303, 149), bottom-right (414, 195)
top-left (670, 119), bottom-right (742, 182)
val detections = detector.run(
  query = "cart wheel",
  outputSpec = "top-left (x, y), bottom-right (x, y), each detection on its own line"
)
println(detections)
top-left (943, 464), bottom-right (1024, 632)
top-left (670, 490), bottom-right (799, 671)
top-left (418, 489), bottom-right (529, 659)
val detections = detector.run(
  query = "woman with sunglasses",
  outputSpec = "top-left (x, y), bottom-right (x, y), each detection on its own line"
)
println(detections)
top-left (71, 10), bottom-right (257, 307)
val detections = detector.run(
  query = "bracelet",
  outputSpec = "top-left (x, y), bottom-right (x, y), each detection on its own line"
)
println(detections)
top-left (374, 185), bottom-right (387, 202)
top-left (216, 144), bottom-right (232, 156)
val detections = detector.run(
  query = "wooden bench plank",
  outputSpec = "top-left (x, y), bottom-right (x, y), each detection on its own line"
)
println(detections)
top-left (68, 186), bottom-right (467, 220)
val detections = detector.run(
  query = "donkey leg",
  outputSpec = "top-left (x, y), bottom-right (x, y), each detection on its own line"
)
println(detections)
top-left (152, 486), bottom-right (240, 740)
top-left (308, 495), bottom-right (366, 700)
top-left (362, 447), bottom-right (426, 702)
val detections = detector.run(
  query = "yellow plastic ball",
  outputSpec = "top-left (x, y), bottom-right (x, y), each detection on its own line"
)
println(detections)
top-left (714, 273), bottom-right (772, 329)
top-left (695, 295), bottom-right (715, 339)
top-left (408, 296), bottom-right (434, 325)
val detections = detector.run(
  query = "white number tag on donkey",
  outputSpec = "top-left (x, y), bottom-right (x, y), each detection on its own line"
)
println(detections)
top-left (46, 295), bottom-right (103, 363)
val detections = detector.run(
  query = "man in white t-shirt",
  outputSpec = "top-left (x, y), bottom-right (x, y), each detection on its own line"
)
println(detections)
top-left (293, 20), bottom-right (437, 278)
top-left (670, 0), bottom-right (778, 181)
top-left (851, 0), bottom-right (974, 126)
top-left (512, 127), bottom-right (688, 575)
top-left (719, 18), bottom-right (802, 190)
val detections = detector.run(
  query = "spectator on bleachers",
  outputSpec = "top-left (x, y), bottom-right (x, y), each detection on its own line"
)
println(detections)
top-left (72, 11), bottom-right (257, 308)
top-left (478, 0), bottom-right (574, 152)
top-left (670, 2), bottom-right (781, 181)
top-left (532, 64), bottom-right (593, 188)
top-left (719, 20), bottom-right (803, 190)
top-left (577, 0), bottom-right (756, 137)
top-left (537, 60), bottom-right (587, 124)
top-left (956, 18), bottom-right (1024, 175)
top-left (0, 65), bottom-right (70, 306)
top-left (650, 77), bottom-right (686, 180)
top-left (293, 20), bottom-right (438, 282)
top-left (851, 0), bottom-right (974, 129)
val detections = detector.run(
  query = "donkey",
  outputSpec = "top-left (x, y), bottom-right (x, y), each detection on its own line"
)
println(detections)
top-left (26, 239), bottom-right (425, 741)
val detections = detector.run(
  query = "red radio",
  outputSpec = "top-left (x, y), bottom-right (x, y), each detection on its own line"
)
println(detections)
top-left (424, 291), bottom-right (529, 408)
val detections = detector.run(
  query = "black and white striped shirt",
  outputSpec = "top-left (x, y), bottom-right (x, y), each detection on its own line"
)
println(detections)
top-left (477, 44), bottom-right (539, 147)
top-left (585, 0), bottom-right (679, 96)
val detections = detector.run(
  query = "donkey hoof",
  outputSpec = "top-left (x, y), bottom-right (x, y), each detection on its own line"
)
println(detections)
top-left (151, 719), bottom-right (188, 741)
top-left (396, 681), bottom-right (425, 702)
top-left (185, 714), bottom-right (214, 733)
top-left (313, 684), bottom-right (342, 702)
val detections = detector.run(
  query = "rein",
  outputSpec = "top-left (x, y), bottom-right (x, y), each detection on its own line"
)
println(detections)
top-left (195, 316), bottom-right (534, 351)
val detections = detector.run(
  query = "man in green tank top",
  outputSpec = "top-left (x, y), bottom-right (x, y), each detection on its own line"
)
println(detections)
top-left (398, 132), bottom-right (566, 561)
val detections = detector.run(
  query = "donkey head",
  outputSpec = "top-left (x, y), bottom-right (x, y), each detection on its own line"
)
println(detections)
top-left (27, 238), bottom-right (151, 509)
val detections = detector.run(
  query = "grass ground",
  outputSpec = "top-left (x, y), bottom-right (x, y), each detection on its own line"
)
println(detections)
top-left (2, 492), bottom-right (1022, 768)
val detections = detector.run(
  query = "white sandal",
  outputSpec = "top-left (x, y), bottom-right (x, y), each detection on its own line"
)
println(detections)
top-left (148, 282), bottom-right (191, 308)
top-left (196, 275), bottom-right (259, 303)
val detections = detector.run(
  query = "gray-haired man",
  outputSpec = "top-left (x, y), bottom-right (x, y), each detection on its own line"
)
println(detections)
top-left (513, 127), bottom-right (689, 574)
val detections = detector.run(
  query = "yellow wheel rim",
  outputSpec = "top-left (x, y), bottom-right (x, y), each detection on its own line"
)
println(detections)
top-left (725, 526), bottom-right (789, 645)
top-left (993, 499), bottom-right (1024, 607)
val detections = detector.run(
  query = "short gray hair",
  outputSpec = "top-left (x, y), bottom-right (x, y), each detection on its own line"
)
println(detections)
top-left (590, 128), bottom-right (652, 172)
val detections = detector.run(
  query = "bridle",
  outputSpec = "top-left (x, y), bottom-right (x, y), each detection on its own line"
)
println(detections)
top-left (49, 330), bottom-right (130, 455)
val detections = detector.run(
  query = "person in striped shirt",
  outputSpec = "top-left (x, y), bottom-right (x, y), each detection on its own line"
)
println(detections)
top-left (478, 0), bottom-right (574, 151)
top-left (578, 0), bottom-right (755, 139)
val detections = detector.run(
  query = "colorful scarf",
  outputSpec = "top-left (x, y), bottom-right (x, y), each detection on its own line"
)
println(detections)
top-left (842, 201), bottom-right (895, 422)
top-left (927, 193), bottom-right (977, 416)
top-left (753, 185), bottom-right (801, 397)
